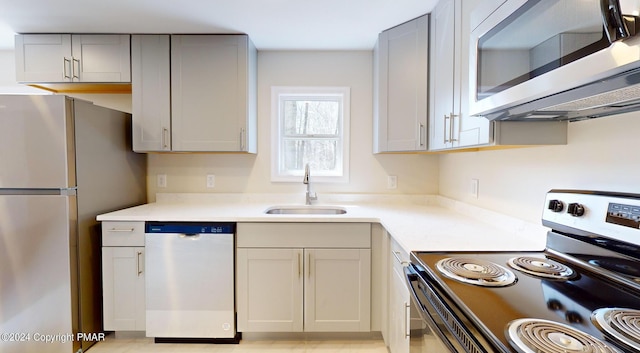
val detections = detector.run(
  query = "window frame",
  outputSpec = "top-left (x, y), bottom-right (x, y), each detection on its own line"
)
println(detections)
top-left (271, 86), bottom-right (350, 183)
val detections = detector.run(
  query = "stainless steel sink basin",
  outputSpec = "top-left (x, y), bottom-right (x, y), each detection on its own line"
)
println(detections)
top-left (264, 206), bottom-right (347, 215)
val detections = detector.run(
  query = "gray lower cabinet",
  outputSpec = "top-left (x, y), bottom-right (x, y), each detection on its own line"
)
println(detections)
top-left (101, 221), bottom-right (145, 331)
top-left (387, 237), bottom-right (411, 353)
top-left (236, 223), bottom-right (372, 332)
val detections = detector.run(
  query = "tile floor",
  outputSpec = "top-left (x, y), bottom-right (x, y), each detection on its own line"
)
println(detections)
top-left (89, 334), bottom-right (388, 353)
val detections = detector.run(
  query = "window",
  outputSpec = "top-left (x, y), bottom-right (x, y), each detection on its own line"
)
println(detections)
top-left (271, 87), bottom-right (350, 182)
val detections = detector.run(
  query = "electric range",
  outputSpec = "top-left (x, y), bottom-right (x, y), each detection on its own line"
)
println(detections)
top-left (406, 190), bottom-right (640, 353)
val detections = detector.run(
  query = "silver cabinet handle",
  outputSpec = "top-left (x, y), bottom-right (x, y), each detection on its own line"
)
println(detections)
top-left (108, 228), bottom-right (135, 232)
top-left (298, 252), bottom-right (302, 278)
top-left (63, 58), bottom-right (72, 80)
top-left (450, 113), bottom-right (458, 142)
top-left (137, 251), bottom-right (143, 276)
top-left (72, 58), bottom-right (81, 80)
top-left (418, 123), bottom-right (425, 147)
top-left (404, 301), bottom-right (411, 338)
top-left (307, 252), bottom-right (311, 278)
top-left (443, 114), bottom-right (450, 143)
top-left (162, 127), bottom-right (169, 150)
top-left (392, 251), bottom-right (409, 266)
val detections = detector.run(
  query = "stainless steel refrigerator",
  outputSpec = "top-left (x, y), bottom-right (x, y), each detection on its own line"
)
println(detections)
top-left (0, 95), bottom-right (147, 353)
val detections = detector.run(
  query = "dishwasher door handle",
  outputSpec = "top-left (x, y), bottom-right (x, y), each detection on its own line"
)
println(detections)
top-left (178, 233), bottom-right (200, 239)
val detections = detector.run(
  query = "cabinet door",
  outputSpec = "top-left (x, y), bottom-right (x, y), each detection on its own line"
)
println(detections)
top-left (15, 34), bottom-right (130, 83)
top-left (429, 0), bottom-right (456, 150)
top-left (102, 247), bottom-right (145, 331)
top-left (15, 34), bottom-right (72, 83)
top-left (305, 249), bottom-right (371, 332)
top-left (456, 0), bottom-right (491, 147)
top-left (71, 34), bottom-right (131, 82)
top-left (131, 35), bottom-right (171, 152)
top-left (430, 0), bottom-right (499, 151)
top-left (236, 248), bottom-right (304, 332)
top-left (171, 35), bottom-right (249, 152)
top-left (389, 252), bottom-right (410, 353)
top-left (375, 16), bottom-right (428, 152)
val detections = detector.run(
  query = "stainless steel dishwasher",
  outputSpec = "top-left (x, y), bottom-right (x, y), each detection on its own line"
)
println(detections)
top-left (144, 222), bottom-right (238, 343)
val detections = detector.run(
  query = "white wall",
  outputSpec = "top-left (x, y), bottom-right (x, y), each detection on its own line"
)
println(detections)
top-left (146, 51), bottom-right (439, 200)
top-left (439, 112), bottom-right (640, 223)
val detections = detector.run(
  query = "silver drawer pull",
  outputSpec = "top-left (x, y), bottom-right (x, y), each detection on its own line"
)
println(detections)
top-left (393, 251), bottom-right (409, 266)
top-left (108, 228), bottom-right (135, 232)
top-left (137, 251), bottom-right (143, 276)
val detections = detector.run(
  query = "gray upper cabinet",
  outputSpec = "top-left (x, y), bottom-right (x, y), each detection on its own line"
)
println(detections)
top-left (131, 34), bottom-right (257, 153)
top-left (373, 15), bottom-right (429, 153)
top-left (131, 35), bottom-right (171, 152)
top-left (15, 34), bottom-right (131, 83)
top-left (429, 0), bottom-right (492, 151)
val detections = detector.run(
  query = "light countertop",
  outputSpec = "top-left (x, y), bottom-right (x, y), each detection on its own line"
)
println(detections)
top-left (97, 193), bottom-right (548, 253)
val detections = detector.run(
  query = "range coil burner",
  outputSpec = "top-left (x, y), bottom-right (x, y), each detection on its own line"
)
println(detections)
top-left (592, 308), bottom-right (640, 351)
top-left (507, 256), bottom-right (575, 280)
top-left (507, 318), bottom-right (621, 353)
top-left (436, 257), bottom-right (516, 287)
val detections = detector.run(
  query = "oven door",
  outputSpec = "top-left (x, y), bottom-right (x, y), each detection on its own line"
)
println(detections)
top-left (469, 0), bottom-right (640, 119)
top-left (404, 265), bottom-right (465, 353)
top-left (404, 264), bottom-right (495, 353)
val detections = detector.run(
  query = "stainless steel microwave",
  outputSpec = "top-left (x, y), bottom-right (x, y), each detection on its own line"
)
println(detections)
top-left (469, 0), bottom-right (640, 121)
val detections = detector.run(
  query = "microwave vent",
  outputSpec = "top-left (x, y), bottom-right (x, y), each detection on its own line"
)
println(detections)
top-left (539, 83), bottom-right (640, 112)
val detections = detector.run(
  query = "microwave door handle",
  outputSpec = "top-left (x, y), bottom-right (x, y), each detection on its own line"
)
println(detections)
top-left (601, 0), bottom-right (630, 42)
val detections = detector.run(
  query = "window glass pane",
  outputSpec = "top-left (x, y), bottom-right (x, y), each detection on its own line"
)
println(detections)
top-left (283, 139), bottom-right (339, 173)
top-left (283, 100), bottom-right (340, 136)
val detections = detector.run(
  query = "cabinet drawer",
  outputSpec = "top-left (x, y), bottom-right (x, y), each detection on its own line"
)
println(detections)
top-left (102, 221), bottom-right (145, 246)
top-left (390, 236), bottom-right (409, 275)
top-left (237, 223), bottom-right (371, 248)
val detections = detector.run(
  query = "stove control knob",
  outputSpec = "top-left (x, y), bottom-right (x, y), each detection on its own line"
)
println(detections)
top-left (568, 203), bottom-right (585, 217)
top-left (548, 200), bottom-right (564, 212)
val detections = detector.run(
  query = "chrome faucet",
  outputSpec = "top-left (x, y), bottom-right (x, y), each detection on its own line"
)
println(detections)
top-left (303, 163), bottom-right (317, 205)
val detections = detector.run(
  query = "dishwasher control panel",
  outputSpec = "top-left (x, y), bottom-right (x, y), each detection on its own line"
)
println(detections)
top-left (145, 222), bottom-right (235, 234)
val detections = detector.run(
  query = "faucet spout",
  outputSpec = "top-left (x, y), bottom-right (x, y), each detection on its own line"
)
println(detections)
top-left (303, 164), bottom-right (317, 205)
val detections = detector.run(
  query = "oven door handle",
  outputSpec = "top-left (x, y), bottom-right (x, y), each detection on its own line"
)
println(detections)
top-left (404, 264), bottom-right (458, 352)
top-left (404, 264), bottom-right (438, 325)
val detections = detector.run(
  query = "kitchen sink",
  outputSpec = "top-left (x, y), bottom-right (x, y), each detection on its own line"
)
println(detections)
top-left (264, 205), bottom-right (347, 215)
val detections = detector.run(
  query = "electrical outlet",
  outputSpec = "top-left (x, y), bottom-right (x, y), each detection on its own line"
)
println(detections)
top-left (471, 179), bottom-right (479, 198)
top-left (157, 174), bottom-right (167, 188)
top-left (387, 175), bottom-right (398, 189)
top-left (206, 174), bottom-right (216, 188)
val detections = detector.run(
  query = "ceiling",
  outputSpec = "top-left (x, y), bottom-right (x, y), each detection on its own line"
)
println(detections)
top-left (0, 0), bottom-right (437, 51)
